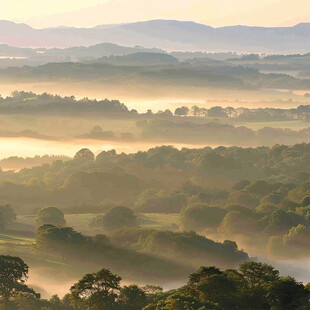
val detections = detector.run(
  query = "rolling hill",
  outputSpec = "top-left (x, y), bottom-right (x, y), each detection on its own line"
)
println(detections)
top-left (1, 20), bottom-right (310, 52)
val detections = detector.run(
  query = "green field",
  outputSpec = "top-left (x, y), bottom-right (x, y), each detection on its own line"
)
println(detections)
top-left (17, 212), bottom-right (180, 235)
top-left (0, 212), bottom-right (181, 298)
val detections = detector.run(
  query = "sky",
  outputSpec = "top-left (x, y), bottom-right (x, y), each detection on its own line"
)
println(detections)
top-left (0, 0), bottom-right (310, 28)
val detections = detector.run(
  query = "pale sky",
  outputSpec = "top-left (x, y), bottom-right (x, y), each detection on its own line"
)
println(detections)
top-left (1, 0), bottom-right (310, 28)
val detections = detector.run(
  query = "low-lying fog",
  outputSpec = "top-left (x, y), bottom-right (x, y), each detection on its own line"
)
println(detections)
top-left (0, 82), bottom-right (307, 113)
top-left (0, 137), bottom-right (218, 160)
top-left (26, 258), bottom-right (310, 299)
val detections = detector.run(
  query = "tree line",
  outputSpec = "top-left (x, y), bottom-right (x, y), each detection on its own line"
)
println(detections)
top-left (0, 255), bottom-right (309, 310)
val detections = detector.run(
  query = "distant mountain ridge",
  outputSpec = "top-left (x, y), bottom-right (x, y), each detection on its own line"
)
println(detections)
top-left (1, 19), bottom-right (310, 52)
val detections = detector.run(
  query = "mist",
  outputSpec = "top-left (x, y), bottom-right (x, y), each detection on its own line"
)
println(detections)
top-left (0, 15), bottom-right (310, 310)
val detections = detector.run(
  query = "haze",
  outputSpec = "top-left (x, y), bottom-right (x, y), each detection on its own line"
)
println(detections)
top-left (2, 0), bottom-right (310, 28)
top-left (0, 0), bottom-right (309, 308)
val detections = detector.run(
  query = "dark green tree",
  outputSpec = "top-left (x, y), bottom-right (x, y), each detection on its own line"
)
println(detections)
top-left (144, 292), bottom-right (219, 310)
top-left (269, 276), bottom-right (309, 310)
top-left (70, 268), bottom-right (121, 310)
top-left (239, 261), bottom-right (279, 308)
top-left (119, 285), bottom-right (147, 310)
top-left (0, 256), bottom-right (39, 307)
top-left (188, 266), bottom-right (240, 309)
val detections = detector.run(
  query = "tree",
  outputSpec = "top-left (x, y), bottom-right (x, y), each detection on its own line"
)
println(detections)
top-left (269, 276), bottom-right (308, 310)
top-left (264, 210), bottom-right (304, 236)
top-left (119, 285), bottom-right (147, 310)
top-left (181, 203), bottom-right (226, 232)
top-left (14, 292), bottom-right (49, 310)
top-left (246, 180), bottom-right (273, 196)
top-left (60, 293), bottom-right (80, 310)
top-left (239, 261), bottom-right (279, 308)
top-left (208, 106), bottom-right (227, 117)
top-left (74, 148), bottom-right (95, 162)
top-left (135, 190), bottom-right (187, 213)
top-left (195, 273), bottom-right (238, 308)
top-left (145, 292), bottom-right (219, 310)
top-left (191, 105), bottom-right (200, 117)
top-left (91, 206), bottom-right (137, 231)
top-left (142, 285), bottom-right (163, 295)
top-left (36, 225), bottom-right (87, 252)
top-left (188, 267), bottom-right (238, 308)
top-left (91, 125), bottom-right (104, 136)
top-left (148, 262), bottom-right (310, 310)
top-left (174, 106), bottom-right (189, 116)
top-left (223, 240), bottom-right (238, 251)
top-left (258, 192), bottom-right (283, 212)
top-left (89, 126), bottom-right (114, 139)
top-left (283, 224), bottom-right (310, 255)
top-left (239, 261), bottom-right (279, 288)
top-left (93, 234), bottom-right (112, 248)
top-left (228, 190), bottom-right (261, 208)
top-left (0, 255), bottom-right (39, 306)
top-left (188, 267), bottom-right (222, 288)
top-left (219, 210), bottom-right (258, 236)
top-left (70, 268), bottom-right (121, 310)
top-left (196, 153), bottom-right (238, 170)
top-left (36, 207), bottom-right (66, 227)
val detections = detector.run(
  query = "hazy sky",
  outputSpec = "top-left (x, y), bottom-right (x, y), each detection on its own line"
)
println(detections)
top-left (1, 0), bottom-right (310, 28)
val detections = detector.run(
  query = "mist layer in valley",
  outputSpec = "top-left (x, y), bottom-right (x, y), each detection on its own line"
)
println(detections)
top-left (0, 21), bottom-right (310, 307)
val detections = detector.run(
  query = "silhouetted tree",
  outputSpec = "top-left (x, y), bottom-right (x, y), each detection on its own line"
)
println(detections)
top-left (0, 255), bottom-right (39, 307)
top-left (70, 268), bottom-right (121, 310)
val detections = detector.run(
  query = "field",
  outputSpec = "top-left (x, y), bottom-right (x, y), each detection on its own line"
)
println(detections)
top-left (0, 212), bottom-right (181, 298)
top-left (0, 232), bottom-right (34, 257)
top-left (17, 212), bottom-right (180, 235)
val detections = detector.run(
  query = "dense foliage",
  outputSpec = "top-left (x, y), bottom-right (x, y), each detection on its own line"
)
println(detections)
top-left (35, 224), bottom-right (247, 280)
top-left (0, 143), bottom-right (310, 257)
top-left (0, 255), bottom-right (309, 310)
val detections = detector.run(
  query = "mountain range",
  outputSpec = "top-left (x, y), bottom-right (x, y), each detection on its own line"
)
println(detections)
top-left (1, 19), bottom-right (310, 52)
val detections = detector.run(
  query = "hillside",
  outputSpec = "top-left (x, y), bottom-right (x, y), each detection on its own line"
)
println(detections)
top-left (2, 20), bottom-right (310, 52)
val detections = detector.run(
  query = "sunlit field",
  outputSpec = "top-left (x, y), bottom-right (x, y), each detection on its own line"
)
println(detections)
top-left (17, 213), bottom-right (180, 235)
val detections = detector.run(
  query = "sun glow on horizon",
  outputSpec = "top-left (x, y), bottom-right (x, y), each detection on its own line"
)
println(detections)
top-left (1, 0), bottom-right (309, 29)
